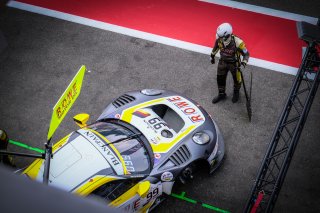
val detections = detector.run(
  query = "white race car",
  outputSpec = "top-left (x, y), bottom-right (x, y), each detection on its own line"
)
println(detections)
top-left (21, 89), bottom-right (224, 212)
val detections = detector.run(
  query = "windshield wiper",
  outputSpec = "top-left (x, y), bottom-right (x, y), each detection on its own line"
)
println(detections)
top-left (107, 133), bottom-right (142, 145)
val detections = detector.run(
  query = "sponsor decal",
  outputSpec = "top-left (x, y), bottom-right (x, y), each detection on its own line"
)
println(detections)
top-left (150, 137), bottom-right (159, 145)
top-left (129, 174), bottom-right (145, 178)
top-left (154, 153), bottom-right (161, 159)
top-left (147, 117), bottom-right (169, 131)
top-left (161, 171), bottom-right (174, 182)
top-left (55, 82), bottom-right (78, 119)
top-left (133, 199), bottom-right (141, 211)
top-left (167, 96), bottom-right (205, 123)
top-left (133, 184), bottom-right (161, 211)
top-left (133, 109), bottom-right (151, 118)
top-left (77, 129), bottom-right (123, 175)
top-left (123, 155), bottom-right (135, 173)
top-left (143, 119), bottom-right (157, 134)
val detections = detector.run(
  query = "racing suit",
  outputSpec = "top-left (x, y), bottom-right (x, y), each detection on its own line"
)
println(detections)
top-left (211, 34), bottom-right (249, 103)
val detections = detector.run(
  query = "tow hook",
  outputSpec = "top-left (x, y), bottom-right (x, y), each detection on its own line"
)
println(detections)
top-left (179, 167), bottom-right (194, 184)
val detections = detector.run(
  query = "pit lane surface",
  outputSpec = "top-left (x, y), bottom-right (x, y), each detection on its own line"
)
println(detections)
top-left (6, 0), bottom-right (318, 74)
top-left (0, 1), bottom-right (320, 213)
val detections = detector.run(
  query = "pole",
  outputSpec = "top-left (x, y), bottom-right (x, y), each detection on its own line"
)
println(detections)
top-left (0, 150), bottom-right (43, 159)
top-left (240, 69), bottom-right (252, 122)
top-left (43, 138), bottom-right (52, 185)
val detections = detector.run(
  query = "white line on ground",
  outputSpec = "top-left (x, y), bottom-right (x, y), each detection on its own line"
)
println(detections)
top-left (199, 0), bottom-right (318, 24)
top-left (8, 1), bottom-right (299, 75)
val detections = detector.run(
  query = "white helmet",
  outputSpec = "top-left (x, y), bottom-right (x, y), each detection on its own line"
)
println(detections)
top-left (216, 23), bottom-right (233, 40)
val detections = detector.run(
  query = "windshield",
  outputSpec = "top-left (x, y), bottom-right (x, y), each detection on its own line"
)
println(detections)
top-left (87, 121), bottom-right (152, 175)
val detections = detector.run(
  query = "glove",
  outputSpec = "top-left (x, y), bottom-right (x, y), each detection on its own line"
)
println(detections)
top-left (241, 61), bottom-right (247, 68)
top-left (211, 56), bottom-right (215, 64)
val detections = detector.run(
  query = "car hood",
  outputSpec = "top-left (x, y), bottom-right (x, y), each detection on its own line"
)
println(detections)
top-left (25, 129), bottom-right (125, 192)
top-left (119, 95), bottom-right (206, 154)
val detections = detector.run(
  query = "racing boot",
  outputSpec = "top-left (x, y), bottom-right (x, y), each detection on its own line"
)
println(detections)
top-left (212, 93), bottom-right (226, 104)
top-left (232, 90), bottom-right (240, 103)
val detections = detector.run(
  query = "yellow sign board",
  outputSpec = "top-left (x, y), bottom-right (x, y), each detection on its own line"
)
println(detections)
top-left (47, 65), bottom-right (86, 140)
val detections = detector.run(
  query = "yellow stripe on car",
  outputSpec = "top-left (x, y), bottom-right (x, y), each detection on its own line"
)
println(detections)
top-left (110, 182), bottom-right (141, 207)
top-left (121, 98), bottom-right (165, 123)
top-left (151, 125), bottom-right (196, 153)
top-left (74, 175), bottom-right (118, 196)
top-left (23, 159), bottom-right (44, 179)
top-left (24, 133), bottom-right (72, 179)
top-left (52, 133), bottom-right (71, 152)
top-left (89, 129), bottom-right (129, 175)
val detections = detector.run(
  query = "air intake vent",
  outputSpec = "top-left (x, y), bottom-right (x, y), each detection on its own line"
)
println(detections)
top-left (112, 94), bottom-right (135, 108)
top-left (169, 145), bottom-right (191, 166)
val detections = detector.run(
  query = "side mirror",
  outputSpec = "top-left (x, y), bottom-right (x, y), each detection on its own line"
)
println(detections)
top-left (137, 181), bottom-right (150, 198)
top-left (73, 114), bottom-right (90, 128)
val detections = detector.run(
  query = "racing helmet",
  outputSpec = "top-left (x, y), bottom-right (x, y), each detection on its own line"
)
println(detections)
top-left (216, 23), bottom-right (233, 41)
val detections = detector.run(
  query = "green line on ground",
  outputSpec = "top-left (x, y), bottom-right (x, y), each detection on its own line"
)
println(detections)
top-left (9, 140), bottom-right (44, 154)
top-left (202, 203), bottom-right (230, 213)
top-left (170, 191), bottom-right (230, 213)
top-left (171, 192), bottom-right (197, 204)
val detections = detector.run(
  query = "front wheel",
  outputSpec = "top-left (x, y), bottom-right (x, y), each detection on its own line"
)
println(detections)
top-left (178, 163), bottom-right (197, 184)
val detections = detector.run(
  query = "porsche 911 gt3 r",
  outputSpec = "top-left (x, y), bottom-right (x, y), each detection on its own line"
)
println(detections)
top-left (23, 89), bottom-right (224, 212)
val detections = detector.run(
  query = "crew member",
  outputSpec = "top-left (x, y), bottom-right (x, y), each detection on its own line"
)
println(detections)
top-left (211, 23), bottom-right (249, 103)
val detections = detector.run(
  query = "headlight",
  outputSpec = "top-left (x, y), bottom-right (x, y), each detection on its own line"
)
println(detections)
top-left (192, 132), bottom-right (210, 145)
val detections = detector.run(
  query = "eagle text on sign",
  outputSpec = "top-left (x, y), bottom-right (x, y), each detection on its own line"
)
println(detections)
top-left (47, 65), bottom-right (86, 140)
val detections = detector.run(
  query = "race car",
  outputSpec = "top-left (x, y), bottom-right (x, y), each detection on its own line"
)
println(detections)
top-left (21, 89), bottom-right (225, 212)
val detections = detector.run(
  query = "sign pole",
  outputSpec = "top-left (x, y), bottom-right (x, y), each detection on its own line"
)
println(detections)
top-left (43, 65), bottom-right (86, 184)
top-left (43, 138), bottom-right (52, 185)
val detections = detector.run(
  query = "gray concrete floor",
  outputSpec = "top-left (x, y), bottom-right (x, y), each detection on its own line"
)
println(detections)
top-left (0, 2), bottom-right (319, 213)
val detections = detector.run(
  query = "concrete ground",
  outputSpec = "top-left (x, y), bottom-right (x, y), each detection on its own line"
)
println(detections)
top-left (0, 2), bottom-right (319, 213)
